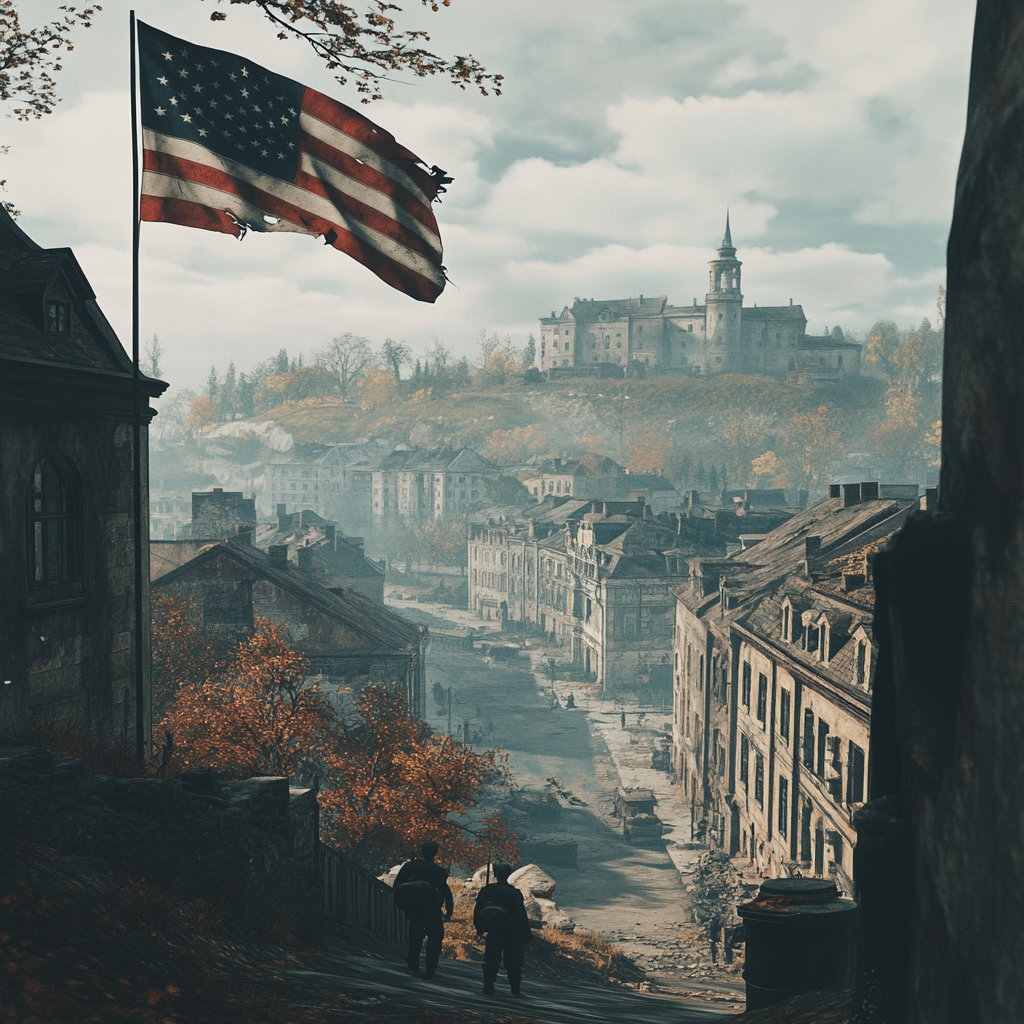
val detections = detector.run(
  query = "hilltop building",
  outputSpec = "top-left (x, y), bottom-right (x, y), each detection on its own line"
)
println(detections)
top-left (537, 216), bottom-right (861, 379)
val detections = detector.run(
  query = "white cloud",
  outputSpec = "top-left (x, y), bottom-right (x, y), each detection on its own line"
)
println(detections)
top-left (1, 0), bottom-right (973, 390)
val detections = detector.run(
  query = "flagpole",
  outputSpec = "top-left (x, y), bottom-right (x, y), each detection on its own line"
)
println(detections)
top-left (130, 9), bottom-right (146, 765)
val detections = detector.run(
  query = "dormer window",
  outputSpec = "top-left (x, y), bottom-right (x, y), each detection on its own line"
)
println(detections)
top-left (852, 629), bottom-right (873, 689)
top-left (46, 299), bottom-right (70, 335)
top-left (782, 603), bottom-right (791, 641)
top-left (816, 614), bottom-right (830, 664)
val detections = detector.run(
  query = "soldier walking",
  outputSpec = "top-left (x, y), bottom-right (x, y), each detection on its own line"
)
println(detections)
top-left (473, 863), bottom-right (533, 996)
top-left (393, 841), bottom-right (454, 978)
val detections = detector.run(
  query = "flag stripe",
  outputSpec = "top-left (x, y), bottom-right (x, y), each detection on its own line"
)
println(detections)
top-left (299, 109), bottom-right (435, 209)
top-left (300, 87), bottom-right (439, 198)
top-left (142, 131), bottom-right (444, 279)
top-left (141, 155), bottom-right (446, 288)
top-left (299, 132), bottom-right (437, 235)
top-left (142, 192), bottom-right (442, 301)
top-left (297, 153), bottom-right (440, 256)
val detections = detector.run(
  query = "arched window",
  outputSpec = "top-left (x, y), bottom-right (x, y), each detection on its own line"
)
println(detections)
top-left (28, 458), bottom-right (80, 587)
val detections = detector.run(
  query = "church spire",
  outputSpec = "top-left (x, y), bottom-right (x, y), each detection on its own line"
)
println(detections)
top-left (723, 209), bottom-right (732, 248)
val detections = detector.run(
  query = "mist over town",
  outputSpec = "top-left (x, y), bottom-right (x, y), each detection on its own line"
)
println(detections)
top-left (4, 4), bottom-right (1021, 1024)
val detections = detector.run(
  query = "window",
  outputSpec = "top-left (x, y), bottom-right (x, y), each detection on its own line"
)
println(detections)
top-left (802, 710), bottom-right (815, 768)
top-left (756, 673), bottom-right (768, 725)
top-left (28, 458), bottom-right (80, 589)
top-left (742, 662), bottom-right (751, 707)
top-left (847, 742), bottom-right (866, 804)
top-left (779, 689), bottom-right (791, 742)
top-left (687, 324), bottom-right (693, 332)
top-left (46, 299), bottom-right (70, 334)
top-left (778, 777), bottom-right (789, 837)
top-left (817, 720), bottom-right (830, 778)
top-left (754, 753), bottom-right (764, 806)
top-left (856, 640), bottom-right (868, 687)
top-left (740, 734), bottom-right (749, 784)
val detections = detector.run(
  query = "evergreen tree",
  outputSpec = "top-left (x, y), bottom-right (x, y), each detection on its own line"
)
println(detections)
top-left (237, 372), bottom-right (255, 418)
top-left (709, 464), bottom-right (719, 493)
top-left (720, 463), bottom-right (728, 494)
top-left (207, 365), bottom-right (219, 407)
top-left (696, 459), bottom-right (707, 490)
top-left (523, 333), bottom-right (537, 368)
top-left (456, 356), bottom-right (470, 386)
top-left (276, 348), bottom-right (289, 373)
top-left (145, 333), bottom-right (163, 378)
top-left (413, 358), bottom-right (422, 384)
top-left (221, 362), bottom-right (237, 420)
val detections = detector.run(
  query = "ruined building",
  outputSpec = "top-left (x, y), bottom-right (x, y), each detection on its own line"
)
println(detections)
top-left (537, 215), bottom-right (861, 378)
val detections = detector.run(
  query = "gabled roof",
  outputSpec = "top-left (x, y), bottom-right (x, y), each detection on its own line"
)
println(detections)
top-left (799, 336), bottom-right (862, 350)
top-left (377, 446), bottom-right (497, 474)
top-left (153, 540), bottom-right (421, 650)
top-left (571, 296), bottom-right (668, 319)
top-left (0, 206), bottom-right (165, 397)
top-left (740, 305), bottom-right (807, 322)
top-left (264, 442), bottom-right (336, 466)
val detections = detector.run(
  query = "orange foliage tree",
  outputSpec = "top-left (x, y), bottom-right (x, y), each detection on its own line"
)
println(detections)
top-left (789, 404), bottom-right (845, 494)
top-left (151, 591), bottom-right (221, 713)
top-left (487, 423), bottom-right (547, 465)
top-left (158, 618), bottom-right (336, 779)
top-left (154, 618), bottom-right (517, 873)
top-left (625, 430), bottom-right (670, 474)
top-left (183, 396), bottom-right (219, 433)
top-left (320, 685), bottom-right (517, 873)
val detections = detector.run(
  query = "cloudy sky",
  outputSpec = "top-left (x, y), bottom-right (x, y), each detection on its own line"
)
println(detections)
top-left (5, 0), bottom-right (974, 391)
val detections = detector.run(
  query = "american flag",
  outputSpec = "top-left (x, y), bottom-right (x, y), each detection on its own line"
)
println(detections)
top-left (137, 21), bottom-right (448, 302)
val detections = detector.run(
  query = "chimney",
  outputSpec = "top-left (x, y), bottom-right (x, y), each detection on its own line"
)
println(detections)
top-left (802, 535), bottom-right (821, 577)
top-left (325, 522), bottom-right (336, 546)
top-left (829, 484), bottom-right (842, 499)
top-left (233, 524), bottom-right (252, 545)
top-left (213, 487), bottom-right (223, 494)
top-left (269, 544), bottom-right (289, 569)
top-left (920, 486), bottom-right (938, 512)
top-left (860, 481), bottom-right (879, 501)
top-left (297, 545), bottom-right (313, 572)
top-left (278, 506), bottom-right (290, 530)
top-left (842, 483), bottom-right (862, 508)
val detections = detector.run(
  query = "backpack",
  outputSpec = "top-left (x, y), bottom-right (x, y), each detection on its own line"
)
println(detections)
top-left (477, 903), bottom-right (509, 934)
top-left (393, 879), bottom-right (437, 917)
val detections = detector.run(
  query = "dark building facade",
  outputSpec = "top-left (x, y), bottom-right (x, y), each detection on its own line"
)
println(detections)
top-left (0, 208), bottom-right (167, 748)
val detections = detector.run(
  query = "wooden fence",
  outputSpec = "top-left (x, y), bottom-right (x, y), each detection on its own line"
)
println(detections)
top-left (317, 840), bottom-right (407, 951)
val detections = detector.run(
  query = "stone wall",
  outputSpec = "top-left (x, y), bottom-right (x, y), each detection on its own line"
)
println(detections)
top-left (0, 746), bottom-right (320, 935)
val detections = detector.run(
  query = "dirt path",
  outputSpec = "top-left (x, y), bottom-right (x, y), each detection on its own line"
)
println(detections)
top-left (389, 594), bottom-right (746, 1014)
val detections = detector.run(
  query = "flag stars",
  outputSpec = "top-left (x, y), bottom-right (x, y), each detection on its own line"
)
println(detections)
top-left (208, 99), bottom-right (218, 109)
top-left (228, 72), bottom-right (237, 81)
top-left (169, 96), bottom-right (178, 106)
top-left (253, 104), bottom-right (261, 113)
top-left (181, 113), bottom-right (192, 123)
top-left (192, 83), bottom-right (204, 94)
top-left (260, 148), bottom-right (268, 157)
top-left (280, 115), bottom-right (289, 125)
top-left (177, 68), bottom-right (189, 78)
top-left (157, 75), bottom-right (168, 85)
top-left (198, 128), bottom-right (208, 137)
top-left (240, 88), bottom-right (249, 98)
top-left (241, 66), bottom-right (249, 77)
top-left (154, 106), bottom-right (166, 116)
top-left (277, 152), bottom-right (285, 160)
top-left (162, 50), bottom-right (173, 60)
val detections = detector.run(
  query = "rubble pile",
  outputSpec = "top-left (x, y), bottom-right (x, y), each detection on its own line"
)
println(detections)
top-left (682, 850), bottom-right (756, 928)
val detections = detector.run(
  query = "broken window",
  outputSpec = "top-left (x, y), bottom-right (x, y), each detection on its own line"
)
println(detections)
top-left (28, 457), bottom-right (79, 587)
top-left (46, 299), bottom-right (70, 335)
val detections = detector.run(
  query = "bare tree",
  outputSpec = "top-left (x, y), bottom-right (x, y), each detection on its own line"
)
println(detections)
top-left (381, 338), bottom-right (411, 383)
top-left (319, 332), bottom-right (371, 394)
top-left (426, 337), bottom-right (451, 370)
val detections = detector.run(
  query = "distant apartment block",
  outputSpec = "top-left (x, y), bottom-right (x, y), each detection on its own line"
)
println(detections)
top-left (372, 447), bottom-right (500, 521)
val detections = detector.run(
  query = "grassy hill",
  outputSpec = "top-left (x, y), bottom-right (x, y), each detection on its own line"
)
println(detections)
top-left (257, 372), bottom-right (896, 489)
